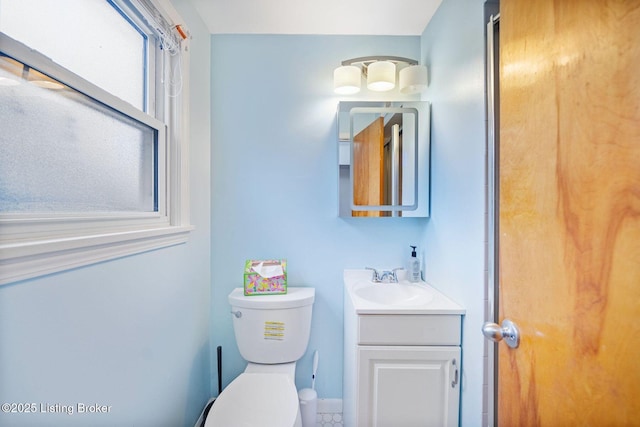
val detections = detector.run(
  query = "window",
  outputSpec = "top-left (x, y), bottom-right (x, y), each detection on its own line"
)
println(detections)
top-left (0, 0), bottom-right (192, 285)
top-left (0, 0), bottom-right (148, 110)
top-left (0, 55), bottom-right (159, 214)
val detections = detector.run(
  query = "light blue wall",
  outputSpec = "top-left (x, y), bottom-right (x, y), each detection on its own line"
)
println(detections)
top-left (421, 0), bottom-right (486, 425)
top-left (0, 0), bottom-right (489, 423)
top-left (210, 34), bottom-right (427, 398)
top-left (0, 1), bottom-right (212, 426)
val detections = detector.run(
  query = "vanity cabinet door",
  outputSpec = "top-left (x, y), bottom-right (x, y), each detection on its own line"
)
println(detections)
top-left (357, 346), bottom-right (460, 427)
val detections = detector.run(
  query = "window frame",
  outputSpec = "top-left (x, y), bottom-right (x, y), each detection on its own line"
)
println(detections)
top-left (0, 3), bottom-right (192, 286)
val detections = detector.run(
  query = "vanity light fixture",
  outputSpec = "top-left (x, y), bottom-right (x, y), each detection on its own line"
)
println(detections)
top-left (333, 65), bottom-right (361, 95)
top-left (367, 60), bottom-right (396, 91)
top-left (333, 56), bottom-right (428, 95)
top-left (399, 64), bottom-right (428, 94)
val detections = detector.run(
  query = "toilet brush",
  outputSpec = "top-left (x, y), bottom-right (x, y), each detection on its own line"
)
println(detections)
top-left (311, 350), bottom-right (318, 390)
top-left (298, 350), bottom-right (319, 427)
top-left (199, 346), bottom-right (222, 427)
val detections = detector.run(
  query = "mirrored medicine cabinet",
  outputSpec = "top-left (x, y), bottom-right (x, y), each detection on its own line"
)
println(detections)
top-left (337, 101), bottom-right (430, 217)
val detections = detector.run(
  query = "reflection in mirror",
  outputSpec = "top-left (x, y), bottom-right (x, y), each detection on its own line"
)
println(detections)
top-left (351, 107), bottom-right (417, 216)
top-left (337, 101), bottom-right (430, 218)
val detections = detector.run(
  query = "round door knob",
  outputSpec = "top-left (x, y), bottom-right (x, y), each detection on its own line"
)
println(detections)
top-left (482, 319), bottom-right (520, 348)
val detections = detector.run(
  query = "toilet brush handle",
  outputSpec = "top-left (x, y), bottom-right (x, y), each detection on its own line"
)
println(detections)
top-left (217, 346), bottom-right (222, 395)
top-left (312, 350), bottom-right (319, 390)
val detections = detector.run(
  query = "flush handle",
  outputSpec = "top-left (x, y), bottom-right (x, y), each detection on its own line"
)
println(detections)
top-left (482, 319), bottom-right (520, 349)
top-left (230, 310), bottom-right (242, 319)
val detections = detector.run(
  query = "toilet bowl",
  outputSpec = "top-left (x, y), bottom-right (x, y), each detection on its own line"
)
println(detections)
top-left (204, 287), bottom-right (315, 427)
top-left (204, 372), bottom-right (301, 427)
top-left (205, 362), bottom-right (302, 426)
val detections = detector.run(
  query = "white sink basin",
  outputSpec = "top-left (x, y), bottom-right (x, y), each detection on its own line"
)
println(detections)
top-left (354, 282), bottom-right (434, 306)
top-left (344, 269), bottom-right (465, 314)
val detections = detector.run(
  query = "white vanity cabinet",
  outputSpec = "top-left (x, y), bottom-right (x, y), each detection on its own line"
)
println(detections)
top-left (357, 345), bottom-right (460, 427)
top-left (343, 271), bottom-right (465, 427)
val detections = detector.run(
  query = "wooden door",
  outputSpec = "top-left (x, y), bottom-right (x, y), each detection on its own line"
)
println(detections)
top-left (498, 1), bottom-right (640, 425)
top-left (353, 117), bottom-right (384, 217)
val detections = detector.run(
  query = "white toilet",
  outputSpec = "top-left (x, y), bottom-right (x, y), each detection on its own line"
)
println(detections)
top-left (205, 287), bottom-right (315, 427)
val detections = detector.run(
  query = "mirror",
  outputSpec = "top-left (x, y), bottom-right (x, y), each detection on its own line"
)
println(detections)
top-left (337, 101), bottom-right (430, 217)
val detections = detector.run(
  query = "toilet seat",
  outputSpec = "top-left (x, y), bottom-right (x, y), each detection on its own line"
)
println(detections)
top-left (204, 373), bottom-right (300, 427)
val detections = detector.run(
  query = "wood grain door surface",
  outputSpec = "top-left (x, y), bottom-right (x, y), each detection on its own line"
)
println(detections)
top-left (498, 1), bottom-right (640, 425)
top-left (353, 117), bottom-right (384, 217)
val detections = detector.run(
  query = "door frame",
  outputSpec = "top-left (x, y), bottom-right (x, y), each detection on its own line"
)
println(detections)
top-left (484, 1), bottom-right (500, 426)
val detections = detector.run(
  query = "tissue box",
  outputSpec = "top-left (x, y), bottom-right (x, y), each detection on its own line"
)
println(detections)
top-left (244, 259), bottom-right (287, 295)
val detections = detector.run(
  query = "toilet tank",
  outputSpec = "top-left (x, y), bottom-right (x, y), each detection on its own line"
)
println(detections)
top-left (228, 287), bottom-right (315, 364)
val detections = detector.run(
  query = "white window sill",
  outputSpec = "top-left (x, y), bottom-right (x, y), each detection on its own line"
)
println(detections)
top-left (0, 225), bottom-right (193, 285)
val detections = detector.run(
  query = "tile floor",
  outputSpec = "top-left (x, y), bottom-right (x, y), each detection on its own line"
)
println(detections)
top-left (314, 399), bottom-right (343, 427)
top-left (195, 398), bottom-right (344, 427)
top-left (316, 411), bottom-right (343, 427)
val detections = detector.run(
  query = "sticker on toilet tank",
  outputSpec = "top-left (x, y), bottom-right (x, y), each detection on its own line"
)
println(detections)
top-left (264, 321), bottom-right (285, 340)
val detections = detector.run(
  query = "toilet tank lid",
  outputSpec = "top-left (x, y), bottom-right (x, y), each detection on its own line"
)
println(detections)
top-left (228, 287), bottom-right (315, 309)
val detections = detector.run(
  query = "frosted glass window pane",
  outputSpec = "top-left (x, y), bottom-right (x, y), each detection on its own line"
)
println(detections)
top-left (0, 56), bottom-right (156, 213)
top-left (0, 0), bottom-right (146, 110)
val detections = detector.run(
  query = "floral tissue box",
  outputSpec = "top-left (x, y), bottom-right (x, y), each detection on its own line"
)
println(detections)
top-left (244, 259), bottom-right (287, 295)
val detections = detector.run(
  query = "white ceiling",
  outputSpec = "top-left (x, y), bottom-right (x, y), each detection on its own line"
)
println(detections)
top-left (185, 0), bottom-right (443, 35)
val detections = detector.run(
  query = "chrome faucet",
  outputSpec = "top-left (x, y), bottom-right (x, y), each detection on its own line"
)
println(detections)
top-left (366, 267), bottom-right (403, 283)
top-left (365, 267), bottom-right (382, 282)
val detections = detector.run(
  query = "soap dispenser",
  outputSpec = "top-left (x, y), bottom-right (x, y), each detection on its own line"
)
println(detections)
top-left (408, 245), bottom-right (421, 283)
